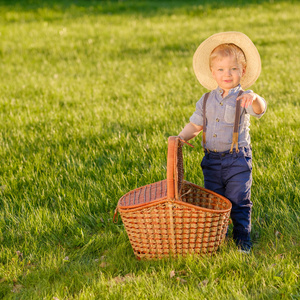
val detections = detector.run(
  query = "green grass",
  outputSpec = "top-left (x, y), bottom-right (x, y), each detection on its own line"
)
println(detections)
top-left (0, 0), bottom-right (299, 299)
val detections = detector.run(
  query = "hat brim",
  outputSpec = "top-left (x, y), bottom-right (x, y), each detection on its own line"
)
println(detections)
top-left (193, 31), bottom-right (261, 90)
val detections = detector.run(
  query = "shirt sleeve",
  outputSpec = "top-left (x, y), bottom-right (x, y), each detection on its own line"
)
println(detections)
top-left (189, 94), bottom-right (204, 126)
top-left (244, 90), bottom-right (267, 118)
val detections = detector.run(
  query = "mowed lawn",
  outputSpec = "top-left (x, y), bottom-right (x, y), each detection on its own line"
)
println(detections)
top-left (0, 0), bottom-right (299, 299)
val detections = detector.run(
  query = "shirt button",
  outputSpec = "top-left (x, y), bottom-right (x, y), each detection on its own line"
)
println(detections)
top-left (213, 134), bottom-right (217, 137)
top-left (216, 118), bottom-right (220, 122)
top-left (220, 102), bottom-right (223, 106)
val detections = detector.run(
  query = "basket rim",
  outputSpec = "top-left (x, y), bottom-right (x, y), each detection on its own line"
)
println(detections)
top-left (117, 180), bottom-right (232, 213)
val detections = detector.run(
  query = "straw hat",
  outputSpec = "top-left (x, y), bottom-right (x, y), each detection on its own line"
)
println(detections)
top-left (193, 31), bottom-right (261, 90)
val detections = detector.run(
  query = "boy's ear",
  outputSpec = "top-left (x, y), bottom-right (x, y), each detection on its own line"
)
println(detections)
top-left (242, 66), bottom-right (246, 76)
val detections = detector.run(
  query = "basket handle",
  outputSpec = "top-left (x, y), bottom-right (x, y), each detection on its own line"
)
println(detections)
top-left (167, 137), bottom-right (177, 199)
top-left (167, 136), bottom-right (194, 200)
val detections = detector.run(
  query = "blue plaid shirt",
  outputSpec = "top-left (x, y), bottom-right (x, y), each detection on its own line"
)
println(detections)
top-left (189, 85), bottom-right (267, 152)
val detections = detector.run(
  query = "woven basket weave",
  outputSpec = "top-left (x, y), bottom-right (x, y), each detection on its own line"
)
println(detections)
top-left (115, 136), bottom-right (232, 259)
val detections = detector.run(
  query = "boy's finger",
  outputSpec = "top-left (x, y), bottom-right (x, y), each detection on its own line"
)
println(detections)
top-left (240, 98), bottom-right (246, 107)
top-left (244, 100), bottom-right (251, 108)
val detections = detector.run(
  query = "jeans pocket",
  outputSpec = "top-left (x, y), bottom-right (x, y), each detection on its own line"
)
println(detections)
top-left (243, 155), bottom-right (252, 171)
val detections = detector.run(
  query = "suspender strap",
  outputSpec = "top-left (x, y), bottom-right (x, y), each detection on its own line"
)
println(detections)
top-left (202, 92), bottom-right (210, 152)
top-left (229, 90), bottom-right (244, 153)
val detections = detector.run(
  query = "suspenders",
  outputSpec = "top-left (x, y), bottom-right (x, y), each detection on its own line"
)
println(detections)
top-left (202, 92), bottom-right (210, 152)
top-left (230, 90), bottom-right (244, 153)
top-left (202, 90), bottom-right (244, 153)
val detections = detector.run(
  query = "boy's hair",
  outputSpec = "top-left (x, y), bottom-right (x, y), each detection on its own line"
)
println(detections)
top-left (209, 43), bottom-right (247, 69)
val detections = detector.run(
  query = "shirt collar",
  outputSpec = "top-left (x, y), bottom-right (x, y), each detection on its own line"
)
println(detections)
top-left (216, 84), bottom-right (242, 97)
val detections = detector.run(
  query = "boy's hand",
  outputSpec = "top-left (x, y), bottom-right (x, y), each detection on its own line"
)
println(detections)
top-left (237, 92), bottom-right (257, 108)
top-left (237, 92), bottom-right (266, 114)
top-left (177, 136), bottom-right (194, 148)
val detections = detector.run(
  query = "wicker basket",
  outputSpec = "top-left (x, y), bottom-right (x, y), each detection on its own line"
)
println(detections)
top-left (114, 136), bottom-right (232, 259)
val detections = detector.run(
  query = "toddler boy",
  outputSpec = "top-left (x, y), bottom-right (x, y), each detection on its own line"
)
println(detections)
top-left (178, 32), bottom-right (267, 253)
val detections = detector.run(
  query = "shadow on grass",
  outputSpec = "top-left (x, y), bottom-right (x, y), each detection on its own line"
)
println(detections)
top-left (0, 0), bottom-right (290, 19)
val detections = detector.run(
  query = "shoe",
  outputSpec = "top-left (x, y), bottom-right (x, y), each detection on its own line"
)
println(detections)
top-left (238, 248), bottom-right (251, 254)
top-left (236, 240), bottom-right (252, 254)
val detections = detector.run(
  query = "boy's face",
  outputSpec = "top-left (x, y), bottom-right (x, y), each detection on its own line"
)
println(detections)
top-left (211, 55), bottom-right (245, 93)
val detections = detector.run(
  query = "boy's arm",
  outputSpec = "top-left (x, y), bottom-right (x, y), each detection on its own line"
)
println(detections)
top-left (237, 92), bottom-right (266, 115)
top-left (178, 122), bottom-right (203, 141)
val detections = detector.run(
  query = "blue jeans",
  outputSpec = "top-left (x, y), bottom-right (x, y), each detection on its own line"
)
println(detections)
top-left (201, 146), bottom-right (253, 244)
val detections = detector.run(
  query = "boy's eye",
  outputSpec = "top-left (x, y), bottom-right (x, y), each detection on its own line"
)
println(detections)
top-left (232, 68), bottom-right (237, 70)
top-left (218, 69), bottom-right (223, 71)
